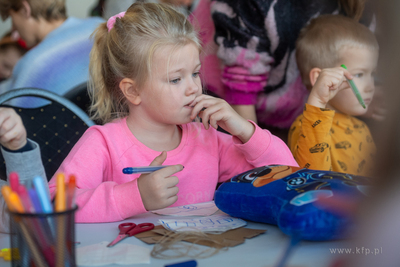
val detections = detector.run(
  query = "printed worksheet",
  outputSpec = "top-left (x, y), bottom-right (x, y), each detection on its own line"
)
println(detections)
top-left (151, 201), bottom-right (219, 216)
top-left (159, 214), bottom-right (247, 233)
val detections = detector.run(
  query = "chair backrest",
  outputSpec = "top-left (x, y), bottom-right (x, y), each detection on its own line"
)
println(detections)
top-left (0, 88), bottom-right (95, 180)
top-left (63, 82), bottom-right (91, 116)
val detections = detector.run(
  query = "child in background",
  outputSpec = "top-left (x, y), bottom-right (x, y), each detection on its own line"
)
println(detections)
top-left (288, 15), bottom-right (379, 176)
top-left (0, 0), bottom-right (104, 107)
top-left (0, 32), bottom-right (28, 82)
top-left (48, 3), bottom-right (297, 223)
top-left (0, 107), bottom-right (48, 233)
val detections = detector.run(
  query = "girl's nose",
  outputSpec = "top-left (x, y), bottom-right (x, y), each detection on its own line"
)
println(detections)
top-left (186, 78), bottom-right (201, 95)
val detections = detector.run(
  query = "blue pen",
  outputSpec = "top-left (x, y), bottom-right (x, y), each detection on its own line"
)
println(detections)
top-left (33, 176), bottom-right (52, 213)
top-left (165, 260), bottom-right (197, 267)
top-left (123, 165), bottom-right (172, 174)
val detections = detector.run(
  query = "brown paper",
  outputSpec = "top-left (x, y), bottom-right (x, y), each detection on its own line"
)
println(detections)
top-left (134, 225), bottom-right (266, 248)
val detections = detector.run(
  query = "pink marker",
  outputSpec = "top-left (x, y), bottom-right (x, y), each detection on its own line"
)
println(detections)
top-left (17, 185), bottom-right (35, 213)
top-left (9, 172), bottom-right (20, 192)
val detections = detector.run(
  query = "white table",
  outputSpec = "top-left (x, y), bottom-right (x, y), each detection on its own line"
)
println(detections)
top-left (0, 211), bottom-right (345, 267)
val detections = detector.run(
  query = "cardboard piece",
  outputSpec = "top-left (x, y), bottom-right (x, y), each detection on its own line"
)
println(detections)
top-left (134, 225), bottom-right (266, 248)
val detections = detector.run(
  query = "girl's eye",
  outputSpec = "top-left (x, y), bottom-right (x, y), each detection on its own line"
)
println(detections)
top-left (170, 78), bottom-right (181, 84)
top-left (192, 72), bottom-right (200, 78)
top-left (354, 73), bottom-right (364, 78)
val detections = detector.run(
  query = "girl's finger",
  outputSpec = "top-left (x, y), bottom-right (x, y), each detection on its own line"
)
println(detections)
top-left (190, 96), bottom-right (219, 119)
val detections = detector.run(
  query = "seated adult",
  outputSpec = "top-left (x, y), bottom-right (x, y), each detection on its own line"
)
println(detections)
top-left (0, 0), bottom-right (104, 107)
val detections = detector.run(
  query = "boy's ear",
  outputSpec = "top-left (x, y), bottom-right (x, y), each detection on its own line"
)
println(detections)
top-left (21, 1), bottom-right (32, 18)
top-left (309, 68), bottom-right (322, 87)
top-left (119, 78), bottom-right (141, 105)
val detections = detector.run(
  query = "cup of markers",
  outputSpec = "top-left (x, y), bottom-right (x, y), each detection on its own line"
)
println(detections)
top-left (1, 172), bottom-right (78, 267)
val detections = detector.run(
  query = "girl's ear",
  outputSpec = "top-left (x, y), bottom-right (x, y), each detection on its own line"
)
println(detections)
top-left (119, 78), bottom-right (141, 105)
top-left (21, 1), bottom-right (32, 18)
top-left (309, 67), bottom-right (322, 87)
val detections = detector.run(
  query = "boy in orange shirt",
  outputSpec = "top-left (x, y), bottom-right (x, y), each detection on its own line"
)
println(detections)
top-left (288, 14), bottom-right (379, 176)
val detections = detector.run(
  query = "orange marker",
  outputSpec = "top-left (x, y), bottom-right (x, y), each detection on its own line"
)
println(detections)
top-left (1, 186), bottom-right (14, 211)
top-left (55, 173), bottom-right (66, 212)
top-left (66, 175), bottom-right (76, 209)
top-left (8, 192), bottom-right (25, 213)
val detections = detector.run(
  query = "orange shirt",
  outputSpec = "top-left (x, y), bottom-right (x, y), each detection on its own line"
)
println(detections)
top-left (288, 104), bottom-right (376, 176)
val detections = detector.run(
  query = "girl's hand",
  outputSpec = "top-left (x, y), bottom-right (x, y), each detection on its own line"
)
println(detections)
top-left (308, 67), bottom-right (353, 109)
top-left (190, 94), bottom-right (255, 143)
top-left (0, 108), bottom-right (27, 150)
top-left (137, 151), bottom-right (183, 211)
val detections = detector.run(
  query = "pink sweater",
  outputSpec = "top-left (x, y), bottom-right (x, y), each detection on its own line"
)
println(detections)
top-left (48, 118), bottom-right (297, 223)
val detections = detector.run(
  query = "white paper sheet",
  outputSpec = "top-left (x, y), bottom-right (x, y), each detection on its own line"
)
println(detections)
top-left (159, 214), bottom-right (247, 234)
top-left (76, 241), bottom-right (151, 266)
top-left (151, 201), bottom-right (219, 216)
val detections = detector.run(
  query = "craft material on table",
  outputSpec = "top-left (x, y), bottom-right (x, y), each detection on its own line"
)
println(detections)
top-left (107, 222), bottom-right (155, 247)
top-left (76, 241), bottom-right (150, 266)
top-left (159, 214), bottom-right (246, 233)
top-left (151, 201), bottom-right (219, 216)
top-left (135, 225), bottom-right (266, 248)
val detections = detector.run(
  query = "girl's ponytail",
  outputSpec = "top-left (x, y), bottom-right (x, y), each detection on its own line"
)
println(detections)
top-left (88, 23), bottom-right (127, 124)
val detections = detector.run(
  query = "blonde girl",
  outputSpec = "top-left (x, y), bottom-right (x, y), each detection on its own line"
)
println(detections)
top-left (48, 3), bottom-right (297, 223)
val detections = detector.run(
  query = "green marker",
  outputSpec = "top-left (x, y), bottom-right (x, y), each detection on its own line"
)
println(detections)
top-left (341, 64), bottom-right (366, 109)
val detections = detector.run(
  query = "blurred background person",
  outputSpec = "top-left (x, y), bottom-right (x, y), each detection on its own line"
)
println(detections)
top-left (0, 31), bottom-right (28, 82)
top-left (0, 0), bottom-right (104, 107)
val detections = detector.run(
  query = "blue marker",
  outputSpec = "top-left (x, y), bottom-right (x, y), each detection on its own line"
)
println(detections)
top-left (123, 165), bottom-right (172, 174)
top-left (28, 188), bottom-right (42, 213)
top-left (33, 176), bottom-right (52, 213)
top-left (165, 260), bottom-right (197, 267)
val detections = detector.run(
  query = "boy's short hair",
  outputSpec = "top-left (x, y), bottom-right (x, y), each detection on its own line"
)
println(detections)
top-left (296, 14), bottom-right (379, 90)
top-left (0, 0), bottom-right (66, 21)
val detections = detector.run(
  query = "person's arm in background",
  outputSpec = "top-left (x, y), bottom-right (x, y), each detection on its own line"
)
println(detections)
top-left (0, 108), bottom-right (47, 233)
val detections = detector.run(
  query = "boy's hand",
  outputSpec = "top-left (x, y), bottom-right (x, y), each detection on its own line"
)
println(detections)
top-left (0, 108), bottom-right (27, 150)
top-left (308, 67), bottom-right (353, 109)
top-left (137, 151), bottom-right (183, 211)
top-left (190, 94), bottom-right (255, 143)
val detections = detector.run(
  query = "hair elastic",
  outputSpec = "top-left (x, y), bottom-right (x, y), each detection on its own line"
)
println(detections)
top-left (106, 12), bottom-right (126, 32)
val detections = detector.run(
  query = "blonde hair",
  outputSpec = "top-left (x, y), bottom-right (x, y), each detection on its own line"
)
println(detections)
top-left (0, 0), bottom-right (66, 21)
top-left (338, 0), bottom-right (366, 21)
top-left (89, 2), bottom-right (201, 124)
top-left (296, 14), bottom-right (379, 90)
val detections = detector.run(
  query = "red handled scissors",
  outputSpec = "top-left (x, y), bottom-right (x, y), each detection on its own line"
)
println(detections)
top-left (107, 222), bottom-right (155, 247)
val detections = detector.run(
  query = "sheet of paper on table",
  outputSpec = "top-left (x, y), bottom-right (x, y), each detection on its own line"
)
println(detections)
top-left (159, 214), bottom-right (247, 234)
top-left (151, 201), bottom-right (219, 216)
